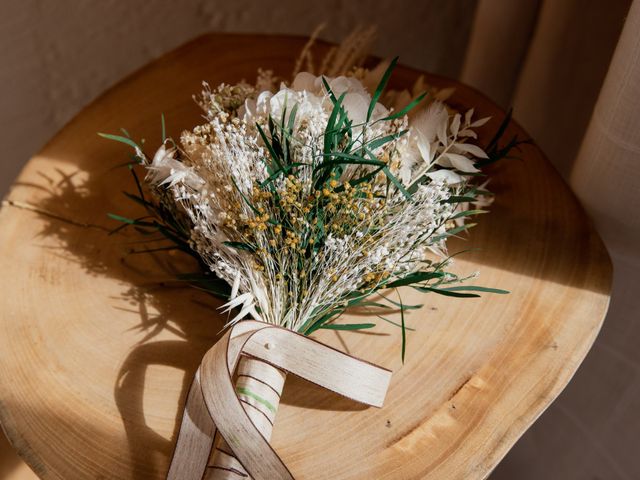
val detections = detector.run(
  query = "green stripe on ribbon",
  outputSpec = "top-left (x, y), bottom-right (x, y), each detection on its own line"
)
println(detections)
top-left (236, 386), bottom-right (277, 413)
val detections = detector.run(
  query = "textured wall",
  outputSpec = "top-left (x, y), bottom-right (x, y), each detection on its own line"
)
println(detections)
top-left (0, 0), bottom-right (476, 197)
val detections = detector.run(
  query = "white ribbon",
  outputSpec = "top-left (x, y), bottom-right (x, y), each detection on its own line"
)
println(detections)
top-left (167, 320), bottom-right (392, 480)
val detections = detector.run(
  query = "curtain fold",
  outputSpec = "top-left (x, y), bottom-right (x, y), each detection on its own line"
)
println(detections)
top-left (494, 1), bottom-right (640, 479)
top-left (511, 0), bottom-right (630, 177)
top-left (462, 0), bottom-right (630, 177)
top-left (571, 0), bottom-right (640, 258)
top-left (461, 0), bottom-right (540, 108)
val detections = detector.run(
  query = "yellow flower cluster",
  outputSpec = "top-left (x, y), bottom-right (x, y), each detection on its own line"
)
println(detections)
top-left (361, 270), bottom-right (391, 288)
top-left (220, 169), bottom-right (394, 294)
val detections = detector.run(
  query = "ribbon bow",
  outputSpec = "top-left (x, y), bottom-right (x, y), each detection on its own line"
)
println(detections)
top-left (167, 320), bottom-right (392, 479)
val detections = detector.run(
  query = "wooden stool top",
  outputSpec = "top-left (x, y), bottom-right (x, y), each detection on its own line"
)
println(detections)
top-left (0, 34), bottom-right (611, 479)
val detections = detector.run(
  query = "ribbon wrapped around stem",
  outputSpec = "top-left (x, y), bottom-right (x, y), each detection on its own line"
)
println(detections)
top-left (167, 320), bottom-right (392, 480)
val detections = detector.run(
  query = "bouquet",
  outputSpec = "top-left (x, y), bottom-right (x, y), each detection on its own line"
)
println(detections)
top-left (101, 33), bottom-right (516, 480)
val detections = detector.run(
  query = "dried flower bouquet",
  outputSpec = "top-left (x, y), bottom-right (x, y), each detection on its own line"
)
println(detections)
top-left (101, 35), bottom-right (517, 479)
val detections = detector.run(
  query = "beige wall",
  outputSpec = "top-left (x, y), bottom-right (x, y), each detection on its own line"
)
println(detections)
top-left (0, 0), bottom-right (476, 198)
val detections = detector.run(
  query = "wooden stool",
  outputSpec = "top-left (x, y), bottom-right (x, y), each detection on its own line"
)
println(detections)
top-left (0, 34), bottom-right (611, 479)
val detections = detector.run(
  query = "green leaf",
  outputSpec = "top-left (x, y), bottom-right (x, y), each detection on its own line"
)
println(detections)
top-left (385, 271), bottom-right (444, 288)
top-left (284, 102), bottom-right (299, 163)
top-left (486, 108), bottom-right (511, 153)
top-left (383, 297), bottom-right (423, 310)
top-left (321, 76), bottom-right (339, 104)
top-left (335, 166), bottom-right (384, 191)
top-left (155, 224), bottom-right (190, 248)
top-left (365, 130), bottom-right (408, 151)
top-left (123, 191), bottom-right (153, 210)
top-left (231, 177), bottom-right (260, 215)
top-left (415, 286), bottom-right (481, 298)
top-left (324, 92), bottom-right (347, 155)
top-left (440, 286), bottom-right (510, 294)
top-left (474, 108), bottom-right (530, 168)
top-left (287, 102), bottom-right (299, 133)
top-left (316, 153), bottom-right (385, 170)
top-left (359, 146), bottom-right (411, 200)
top-left (382, 165), bottom-right (411, 200)
top-left (368, 56), bottom-right (398, 122)
top-left (398, 291), bottom-right (406, 363)
top-left (432, 223), bottom-right (476, 241)
top-left (107, 213), bottom-right (155, 235)
top-left (127, 166), bottom-right (146, 204)
top-left (315, 208), bottom-right (325, 247)
top-left (450, 209), bottom-right (487, 220)
top-left (175, 272), bottom-right (231, 299)
top-left (303, 308), bottom-right (344, 334)
top-left (382, 91), bottom-right (427, 120)
top-left (98, 132), bottom-right (140, 150)
top-left (349, 301), bottom-right (391, 309)
top-left (108, 222), bottom-right (132, 236)
top-left (256, 122), bottom-right (281, 171)
top-left (319, 323), bottom-right (376, 331)
top-left (446, 222), bottom-right (476, 235)
top-left (107, 213), bottom-right (148, 225)
top-left (444, 195), bottom-right (477, 204)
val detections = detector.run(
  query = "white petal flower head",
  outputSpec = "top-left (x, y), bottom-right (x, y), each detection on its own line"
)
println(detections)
top-left (427, 169), bottom-right (464, 184)
top-left (146, 144), bottom-right (205, 188)
top-left (291, 71), bottom-right (318, 92)
top-left (412, 101), bottom-right (449, 154)
top-left (291, 71), bottom-right (388, 122)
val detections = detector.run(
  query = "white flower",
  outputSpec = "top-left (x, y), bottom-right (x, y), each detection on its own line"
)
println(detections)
top-left (427, 169), bottom-right (464, 184)
top-left (412, 101), bottom-right (449, 163)
top-left (146, 144), bottom-right (204, 188)
top-left (290, 71), bottom-right (389, 123)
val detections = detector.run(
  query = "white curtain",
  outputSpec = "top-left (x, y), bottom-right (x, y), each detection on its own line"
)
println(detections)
top-left (475, 1), bottom-right (639, 478)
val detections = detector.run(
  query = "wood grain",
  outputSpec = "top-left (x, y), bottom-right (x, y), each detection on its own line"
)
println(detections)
top-left (0, 34), bottom-right (611, 479)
